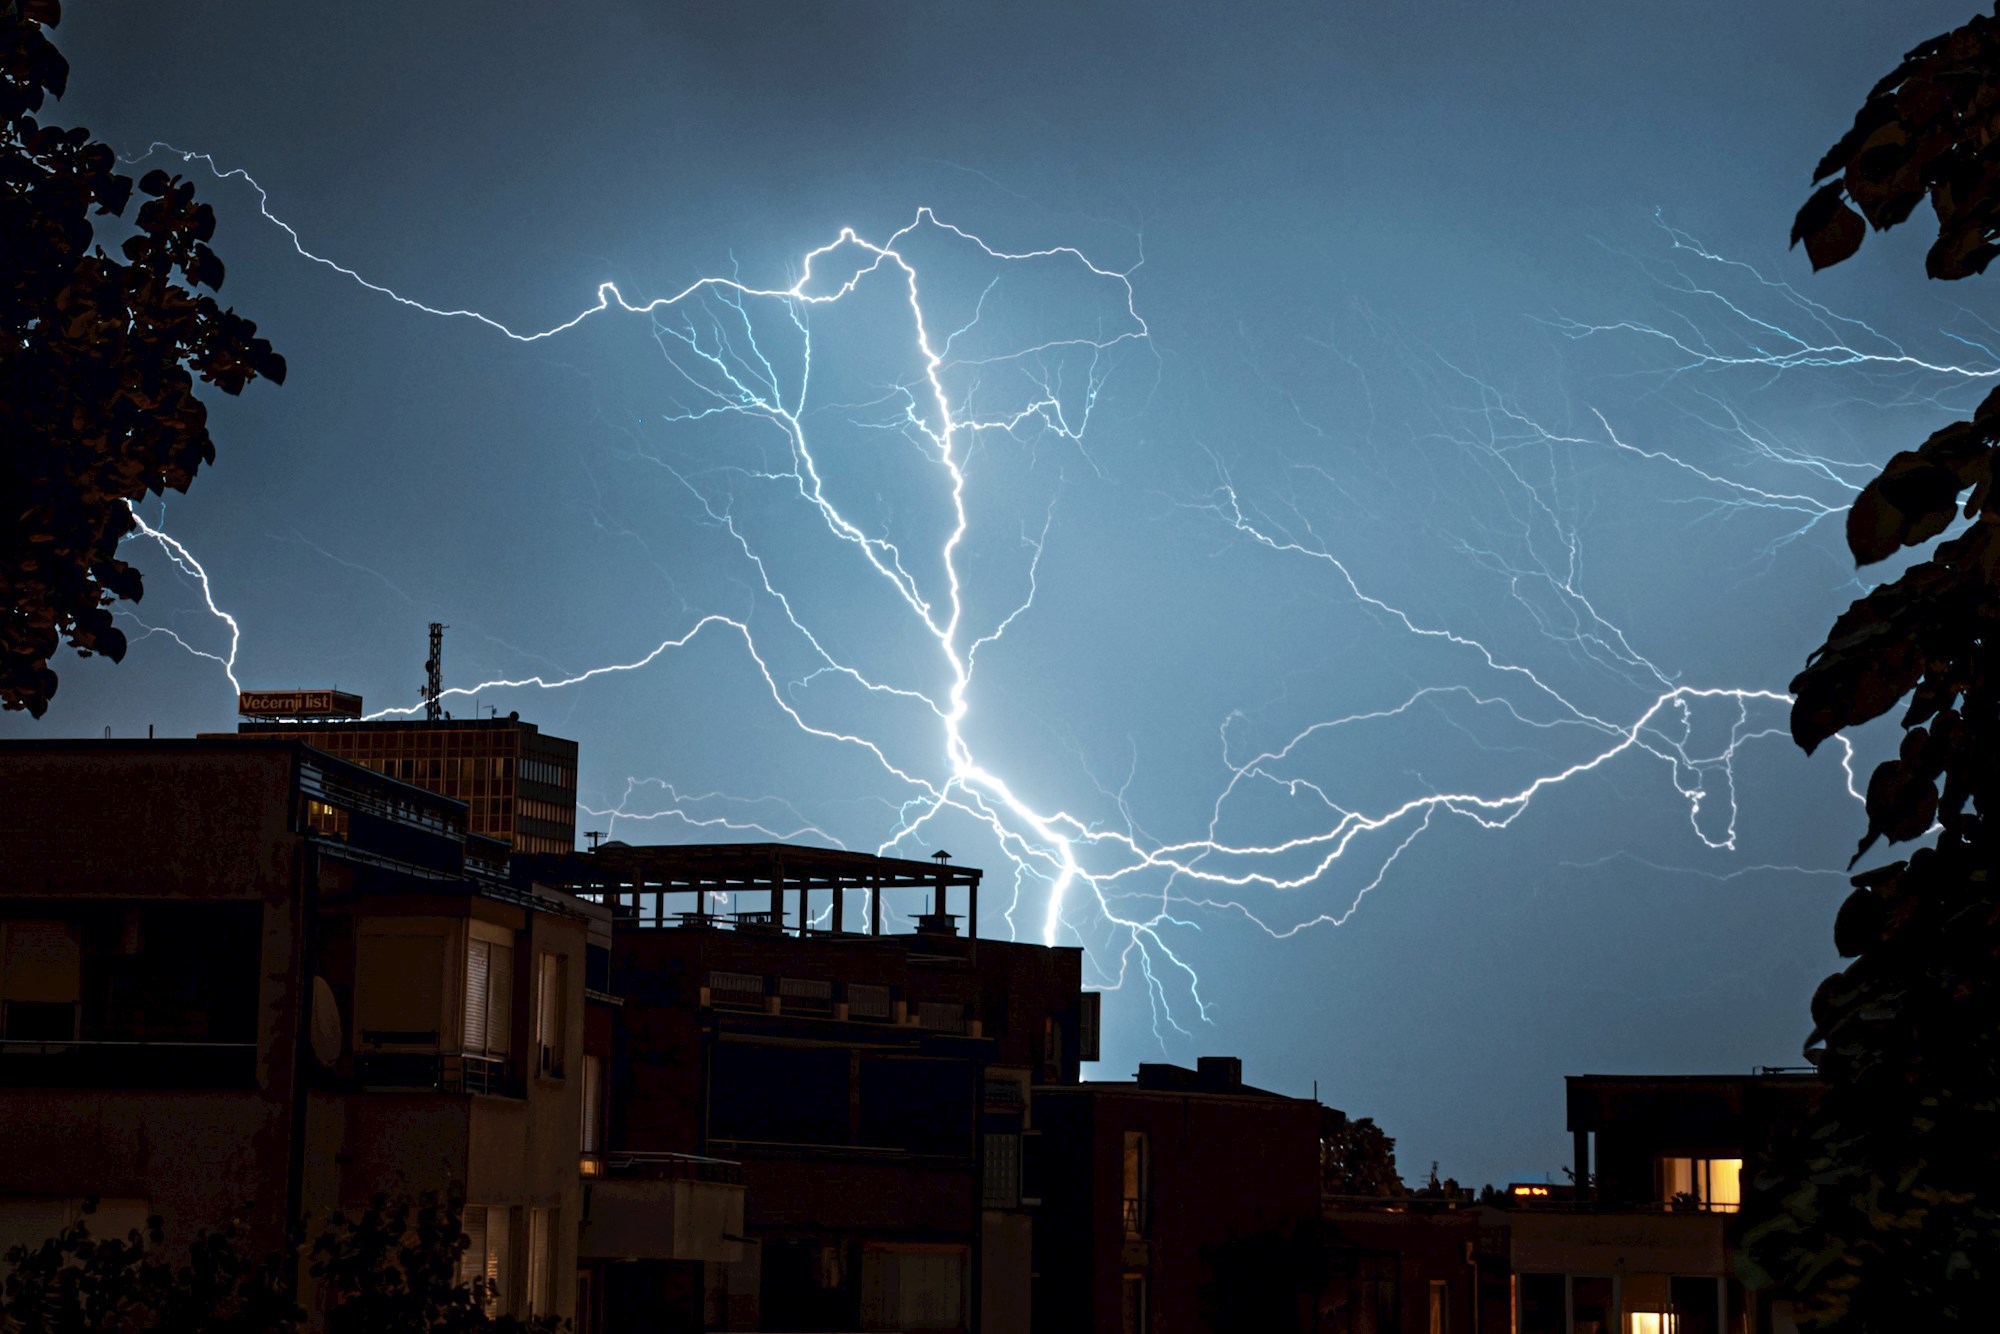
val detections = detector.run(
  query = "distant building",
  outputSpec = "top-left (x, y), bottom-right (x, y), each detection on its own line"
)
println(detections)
top-left (1030, 1058), bottom-right (1323, 1334)
top-left (1503, 1071), bottom-right (1826, 1334)
top-left (0, 739), bottom-right (728, 1328)
top-left (228, 712), bottom-right (580, 854)
top-left (523, 840), bottom-right (1099, 1334)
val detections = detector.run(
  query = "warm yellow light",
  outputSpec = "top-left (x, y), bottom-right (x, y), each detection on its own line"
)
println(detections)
top-left (1510, 1184), bottom-right (1550, 1197)
top-left (579, 1157), bottom-right (602, 1177)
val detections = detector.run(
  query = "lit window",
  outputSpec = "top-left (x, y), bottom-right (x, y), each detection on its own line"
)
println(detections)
top-left (458, 1204), bottom-right (511, 1315)
top-left (1658, 1157), bottom-right (1743, 1211)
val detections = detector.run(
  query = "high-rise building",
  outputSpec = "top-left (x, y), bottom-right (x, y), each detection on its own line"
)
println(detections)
top-left (229, 708), bottom-right (579, 855)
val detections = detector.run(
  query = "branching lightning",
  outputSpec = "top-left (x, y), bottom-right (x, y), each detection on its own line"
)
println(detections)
top-left (108, 143), bottom-right (1993, 1045)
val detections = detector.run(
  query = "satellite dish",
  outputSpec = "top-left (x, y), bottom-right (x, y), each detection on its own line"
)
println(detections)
top-left (310, 976), bottom-right (342, 1067)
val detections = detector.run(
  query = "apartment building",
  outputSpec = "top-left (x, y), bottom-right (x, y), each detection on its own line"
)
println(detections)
top-left (0, 739), bottom-right (645, 1324)
top-left (230, 705), bottom-right (581, 854)
top-left (1030, 1058), bottom-right (1323, 1334)
top-left (523, 840), bottom-right (1098, 1334)
top-left (1500, 1072), bottom-right (1826, 1334)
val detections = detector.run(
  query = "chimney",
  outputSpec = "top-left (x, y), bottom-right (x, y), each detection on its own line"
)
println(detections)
top-left (1197, 1056), bottom-right (1243, 1092)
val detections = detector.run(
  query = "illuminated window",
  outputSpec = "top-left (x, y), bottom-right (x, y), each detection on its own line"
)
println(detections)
top-left (1658, 1157), bottom-right (1742, 1211)
top-left (1429, 1279), bottom-right (1449, 1334)
top-left (458, 1205), bottom-right (511, 1315)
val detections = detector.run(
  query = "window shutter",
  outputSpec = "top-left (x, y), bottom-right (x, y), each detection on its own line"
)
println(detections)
top-left (487, 945), bottom-right (513, 1058)
top-left (464, 942), bottom-right (490, 1053)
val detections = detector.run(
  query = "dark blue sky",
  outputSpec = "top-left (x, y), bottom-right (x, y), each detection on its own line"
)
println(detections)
top-left (15, 1), bottom-right (1986, 1184)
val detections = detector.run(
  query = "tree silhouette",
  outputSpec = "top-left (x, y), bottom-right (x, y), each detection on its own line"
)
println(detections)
top-left (1737, 6), bottom-right (2000, 1327)
top-left (1, 0), bottom-right (284, 717)
top-left (1318, 1105), bottom-right (1405, 1198)
top-left (0, 1191), bottom-right (565, 1333)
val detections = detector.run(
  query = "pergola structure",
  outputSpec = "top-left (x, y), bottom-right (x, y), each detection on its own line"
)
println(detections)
top-left (516, 841), bottom-right (984, 938)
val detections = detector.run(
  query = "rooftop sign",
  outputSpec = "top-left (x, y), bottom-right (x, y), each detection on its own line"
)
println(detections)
top-left (237, 689), bottom-right (364, 719)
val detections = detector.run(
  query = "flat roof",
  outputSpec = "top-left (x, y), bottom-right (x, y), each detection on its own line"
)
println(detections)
top-left (517, 841), bottom-right (983, 892)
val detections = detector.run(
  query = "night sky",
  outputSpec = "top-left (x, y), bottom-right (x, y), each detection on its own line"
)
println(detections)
top-left (12, 2), bottom-right (1986, 1186)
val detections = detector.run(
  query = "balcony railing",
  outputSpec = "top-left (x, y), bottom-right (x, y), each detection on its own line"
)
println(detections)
top-left (353, 1051), bottom-right (520, 1097)
top-left (0, 1038), bottom-right (257, 1089)
top-left (600, 1151), bottom-right (745, 1185)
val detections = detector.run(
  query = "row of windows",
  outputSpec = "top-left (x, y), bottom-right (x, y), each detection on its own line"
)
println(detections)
top-left (518, 798), bottom-right (573, 828)
top-left (518, 757), bottom-right (574, 791)
top-left (370, 756), bottom-right (517, 784)
top-left (326, 730), bottom-right (521, 756)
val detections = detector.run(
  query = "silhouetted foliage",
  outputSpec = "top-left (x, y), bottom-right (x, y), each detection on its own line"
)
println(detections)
top-left (1318, 1105), bottom-right (1405, 1197)
top-left (1, 0), bottom-right (283, 717)
top-left (1737, 6), bottom-right (2000, 1328)
top-left (0, 1191), bottom-right (564, 1333)
top-left (0, 1205), bottom-right (304, 1333)
top-left (311, 1190), bottom-right (564, 1334)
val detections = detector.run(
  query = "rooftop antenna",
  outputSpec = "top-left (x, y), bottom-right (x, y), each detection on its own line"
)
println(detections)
top-left (586, 830), bottom-right (604, 850)
top-left (422, 622), bottom-right (448, 722)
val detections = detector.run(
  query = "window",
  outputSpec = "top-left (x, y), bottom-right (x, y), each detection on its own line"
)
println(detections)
top-left (1428, 1279), bottom-right (1449, 1334)
top-left (458, 1205), bottom-right (512, 1315)
top-left (1658, 1157), bottom-right (1742, 1211)
top-left (580, 1053), bottom-right (603, 1159)
top-left (1122, 1132), bottom-right (1149, 1239)
top-left (1120, 1274), bottom-right (1147, 1334)
top-left (357, 933), bottom-right (444, 1047)
top-left (525, 1207), bottom-right (554, 1315)
top-left (534, 952), bottom-right (565, 1077)
top-left (465, 938), bottom-right (513, 1059)
top-left (983, 1132), bottom-right (1021, 1208)
top-left (1, 921), bottom-right (80, 1041)
top-left (1079, 990), bottom-right (1102, 1062)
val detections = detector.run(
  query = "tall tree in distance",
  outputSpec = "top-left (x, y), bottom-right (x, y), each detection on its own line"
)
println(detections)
top-left (1319, 1105), bottom-right (1405, 1198)
top-left (1, 0), bottom-right (283, 717)
top-left (1739, 5), bottom-right (2000, 1327)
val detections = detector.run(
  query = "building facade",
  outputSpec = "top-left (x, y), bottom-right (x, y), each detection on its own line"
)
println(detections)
top-left (1031, 1059), bottom-right (1323, 1334)
top-left (526, 841), bottom-right (1098, 1334)
top-left (231, 715), bottom-right (580, 855)
top-left (0, 739), bottom-right (635, 1324)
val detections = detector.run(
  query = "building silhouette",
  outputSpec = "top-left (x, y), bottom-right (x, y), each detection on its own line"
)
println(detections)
top-left (0, 739), bottom-right (624, 1322)
top-left (231, 711), bottom-right (580, 855)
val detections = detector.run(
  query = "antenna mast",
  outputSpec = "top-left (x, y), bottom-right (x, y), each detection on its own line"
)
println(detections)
top-left (423, 622), bottom-right (447, 722)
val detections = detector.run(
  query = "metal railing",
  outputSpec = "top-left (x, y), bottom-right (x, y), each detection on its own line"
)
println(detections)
top-left (353, 1051), bottom-right (520, 1097)
top-left (601, 1151), bottom-right (745, 1185)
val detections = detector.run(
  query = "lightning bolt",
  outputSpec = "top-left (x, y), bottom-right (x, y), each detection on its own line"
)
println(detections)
top-left (107, 142), bottom-right (1983, 1047)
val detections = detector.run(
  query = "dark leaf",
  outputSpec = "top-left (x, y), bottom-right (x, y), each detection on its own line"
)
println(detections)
top-left (1793, 184), bottom-right (1867, 270)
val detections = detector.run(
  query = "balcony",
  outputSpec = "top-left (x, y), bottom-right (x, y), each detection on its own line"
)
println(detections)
top-left (353, 1051), bottom-right (521, 1097)
top-left (578, 1152), bottom-right (746, 1263)
top-left (0, 1039), bottom-right (258, 1089)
